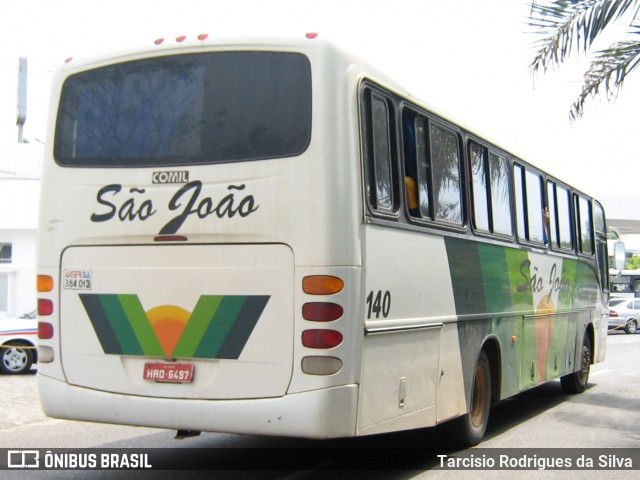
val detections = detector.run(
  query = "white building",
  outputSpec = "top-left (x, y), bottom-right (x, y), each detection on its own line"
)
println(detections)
top-left (0, 142), bottom-right (41, 318)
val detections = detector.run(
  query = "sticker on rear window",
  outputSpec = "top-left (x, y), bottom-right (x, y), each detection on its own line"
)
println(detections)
top-left (63, 269), bottom-right (92, 290)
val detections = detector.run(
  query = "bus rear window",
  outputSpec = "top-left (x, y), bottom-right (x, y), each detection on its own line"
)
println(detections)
top-left (54, 51), bottom-right (312, 167)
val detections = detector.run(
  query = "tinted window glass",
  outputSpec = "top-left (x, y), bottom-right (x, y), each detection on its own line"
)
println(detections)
top-left (55, 52), bottom-right (312, 167)
top-left (415, 116), bottom-right (431, 218)
top-left (469, 142), bottom-right (489, 231)
top-left (371, 94), bottom-right (394, 211)
top-left (556, 185), bottom-right (573, 249)
top-left (514, 165), bottom-right (526, 240)
top-left (595, 201), bottom-right (606, 233)
top-left (525, 170), bottom-right (544, 243)
top-left (489, 152), bottom-right (512, 235)
top-left (578, 195), bottom-right (593, 254)
top-left (430, 124), bottom-right (462, 224)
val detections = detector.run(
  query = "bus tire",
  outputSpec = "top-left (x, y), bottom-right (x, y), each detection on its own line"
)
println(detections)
top-left (560, 333), bottom-right (591, 394)
top-left (446, 350), bottom-right (491, 447)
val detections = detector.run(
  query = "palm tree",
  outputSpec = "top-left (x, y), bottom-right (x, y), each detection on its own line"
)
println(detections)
top-left (528, 0), bottom-right (640, 120)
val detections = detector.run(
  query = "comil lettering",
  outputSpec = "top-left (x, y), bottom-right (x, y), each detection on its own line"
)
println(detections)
top-left (152, 171), bottom-right (189, 184)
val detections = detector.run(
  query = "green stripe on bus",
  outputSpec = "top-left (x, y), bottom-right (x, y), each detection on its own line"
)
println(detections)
top-left (118, 294), bottom-right (164, 357)
top-left (79, 294), bottom-right (122, 354)
top-left (172, 295), bottom-right (223, 358)
top-left (504, 248), bottom-right (533, 312)
top-left (217, 295), bottom-right (270, 359)
top-left (478, 243), bottom-right (511, 314)
top-left (194, 296), bottom-right (246, 359)
top-left (559, 260), bottom-right (577, 309)
top-left (98, 294), bottom-right (144, 355)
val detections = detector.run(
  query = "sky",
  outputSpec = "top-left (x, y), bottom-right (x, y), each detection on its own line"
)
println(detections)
top-left (1, 0), bottom-right (639, 200)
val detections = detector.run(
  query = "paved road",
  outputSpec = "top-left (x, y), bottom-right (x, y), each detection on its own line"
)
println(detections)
top-left (1, 331), bottom-right (639, 479)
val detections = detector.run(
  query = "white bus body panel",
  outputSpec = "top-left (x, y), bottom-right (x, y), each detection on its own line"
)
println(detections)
top-left (358, 226), bottom-right (465, 435)
top-left (39, 375), bottom-right (358, 439)
top-left (59, 244), bottom-right (294, 399)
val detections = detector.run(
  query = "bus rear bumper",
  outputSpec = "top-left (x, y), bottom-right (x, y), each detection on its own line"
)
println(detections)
top-left (38, 374), bottom-right (358, 439)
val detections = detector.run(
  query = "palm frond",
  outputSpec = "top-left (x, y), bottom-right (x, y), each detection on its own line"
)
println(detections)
top-left (529, 0), bottom-right (639, 74)
top-left (570, 39), bottom-right (640, 119)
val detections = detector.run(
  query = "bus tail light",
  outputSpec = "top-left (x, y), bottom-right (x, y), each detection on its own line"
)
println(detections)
top-left (302, 329), bottom-right (343, 349)
top-left (302, 302), bottom-right (343, 321)
top-left (38, 322), bottom-right (54, 340)
top-left (301, 356), bottom-right (342, 375)
top-left (38, 299), bottom-right (53, 316)
top-left (302, 276), bottom-right (343, 295)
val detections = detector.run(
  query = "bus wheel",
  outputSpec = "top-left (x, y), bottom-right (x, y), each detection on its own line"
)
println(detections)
top-left (560, 333), bottom-right (591, 394)
top-left (446, 350), bottom-right (491, 446)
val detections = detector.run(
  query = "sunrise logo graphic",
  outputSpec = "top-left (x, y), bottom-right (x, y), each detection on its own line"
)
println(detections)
top-left (79, 294), bottom-right (270, 359)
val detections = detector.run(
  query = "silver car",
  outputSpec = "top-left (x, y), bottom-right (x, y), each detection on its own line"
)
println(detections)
top-left (608, 298), bottom-right (640, 334)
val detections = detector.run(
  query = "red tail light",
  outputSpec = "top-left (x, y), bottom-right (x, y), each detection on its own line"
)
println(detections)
top-left (38, 322), bottom-right (54, 340)
top-left (608, 310), bottom-right (618, 317)
top-left (38, 299), bottom-right (53, 316)
top-left (302, 329), bottom-right (343, 349)
top-left (302, 303), bottom-right (343, 321)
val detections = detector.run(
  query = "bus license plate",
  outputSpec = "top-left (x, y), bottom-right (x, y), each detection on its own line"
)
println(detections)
top-left (143, 363), bottom-right (194, 383)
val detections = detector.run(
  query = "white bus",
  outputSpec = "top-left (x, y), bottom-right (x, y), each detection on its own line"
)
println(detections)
top-left (37, 34), bottom-right (609, 446)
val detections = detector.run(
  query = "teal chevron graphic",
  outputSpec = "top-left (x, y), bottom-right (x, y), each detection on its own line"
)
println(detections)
top-left (79, 294), bottom-right (270, 359)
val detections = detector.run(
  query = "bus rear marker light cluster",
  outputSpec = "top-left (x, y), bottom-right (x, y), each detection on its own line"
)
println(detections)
top-left (301, 275), bottom-right (344, 374)
top-left (37, 275), bottom-right (55, 361)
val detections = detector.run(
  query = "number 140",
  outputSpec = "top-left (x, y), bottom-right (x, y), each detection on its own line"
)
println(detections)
top-left (366, 290), bottom-right (391, 319)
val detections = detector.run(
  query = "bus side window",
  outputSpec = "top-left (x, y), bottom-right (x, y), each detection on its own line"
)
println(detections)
top-left (415, 116), bottom-right (431, 219)
top-left (363, 89), bottom-right (398, 214)
top-left (576, 195), bottom-right (593, 254)
top-left (514, 164), bottom-right (545, 245)
top-left (430, 123), bottom-right (462, 224)
top-left (402, 110), bottom-right (420, 216)
top-left (469, 141), bottom-right (490, 232)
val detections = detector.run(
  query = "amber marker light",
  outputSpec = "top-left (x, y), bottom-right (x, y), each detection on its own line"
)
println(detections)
top-left (302, 276), bottom-right (344, 295)
top-left (37, 275), bottom-right (54, 292)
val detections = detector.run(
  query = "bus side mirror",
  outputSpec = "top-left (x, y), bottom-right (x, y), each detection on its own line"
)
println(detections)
top-left (614, 241), bottom-right (626, 270)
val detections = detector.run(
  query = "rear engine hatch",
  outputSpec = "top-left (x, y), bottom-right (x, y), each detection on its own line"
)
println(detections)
top-left (60, 244), bottom-right (293, 399)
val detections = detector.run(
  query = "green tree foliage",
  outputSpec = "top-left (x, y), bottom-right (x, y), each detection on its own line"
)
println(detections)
top-left (626, 253), bottom-right (640, 269)
top-left (529, 0), bottom-right (640, 120)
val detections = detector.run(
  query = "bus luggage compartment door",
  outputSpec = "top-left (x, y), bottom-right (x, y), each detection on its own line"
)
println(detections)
top-left (59, 244), bottom-right (294, 399)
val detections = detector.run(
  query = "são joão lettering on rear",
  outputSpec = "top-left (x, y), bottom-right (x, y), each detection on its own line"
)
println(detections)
top-left (90, 181), bottom-right (259, 234)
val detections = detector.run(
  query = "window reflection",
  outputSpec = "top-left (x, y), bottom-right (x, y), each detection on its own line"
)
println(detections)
top-left (430, 124), bottom-right (462, 224)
